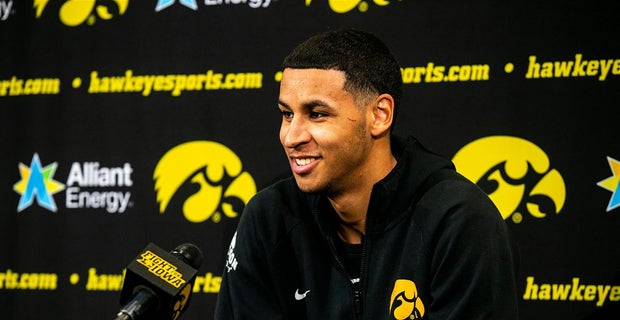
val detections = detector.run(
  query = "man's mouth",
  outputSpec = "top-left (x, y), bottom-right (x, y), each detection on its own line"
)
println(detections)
top-left (295, 158), bottom-right (315, 166)
top-left (290, 156), bottom-right (320, 174)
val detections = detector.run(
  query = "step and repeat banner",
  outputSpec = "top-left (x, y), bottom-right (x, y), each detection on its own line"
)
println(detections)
top-left (1, 1), bottom-right (619, 319)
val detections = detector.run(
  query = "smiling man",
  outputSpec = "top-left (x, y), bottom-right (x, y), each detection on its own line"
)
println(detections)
top-left (215, 28), bottom-right (519, 319)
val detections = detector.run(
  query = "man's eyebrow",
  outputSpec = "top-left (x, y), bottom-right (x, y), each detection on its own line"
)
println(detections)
top-left (303, 99), bottom-right (332, 109)
top-left (277, 99), bottom-right (289, 108)
top-left (278, 98), bottom-right (333, 110)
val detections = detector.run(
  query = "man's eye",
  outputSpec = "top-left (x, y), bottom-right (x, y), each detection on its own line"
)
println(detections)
top-left (280, 110), bottom-right (293, 119)
top-left (310, 112), bottom-right (326, 119)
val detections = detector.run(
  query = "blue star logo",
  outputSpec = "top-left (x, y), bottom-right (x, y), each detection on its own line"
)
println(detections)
top-left (155, 0), bottom-right (198, 12)
top-left (13, 153), bottom-right (65, 212)
top-left (597, 156), bottom-right (620, 212)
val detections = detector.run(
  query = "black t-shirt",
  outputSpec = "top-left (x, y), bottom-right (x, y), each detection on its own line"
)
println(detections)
top-left (334, 235), bottom-right (363, 290)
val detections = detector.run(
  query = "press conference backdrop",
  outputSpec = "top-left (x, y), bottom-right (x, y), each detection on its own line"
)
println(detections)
top-left (1, 1), bottom-right (619, 319)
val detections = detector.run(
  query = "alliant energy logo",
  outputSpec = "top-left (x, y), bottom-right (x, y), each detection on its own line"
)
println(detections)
top-left (452, 136), bottom-right (566, 224)
top-left (136, 250), bottom-right (186, 288)
top-left (65, 161), bottom-right (133, 213)
top-left (305, 0), bottom-right (394, 13)
top-left (14, 153), bottom-right (65, 212)
top-left (34, 0), bottom-right (128, 27)
top-left (154, 141), bottom-right (256, 223)
top-left (155, 0), bottom-right (271, 12)
top-left (389, 279), bottom-right (425, 319)
top-left (596, 156), bottom-right (620, 212)
top-left (13, 153), bottom-right (134, 213)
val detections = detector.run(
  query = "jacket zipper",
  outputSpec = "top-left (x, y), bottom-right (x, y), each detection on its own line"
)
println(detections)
top-left (355, 238), bottom-right (368, 320)
top-left (325, 235), bottom-right (360, 320)
top-left (313, 199), bottom-right (366, 320)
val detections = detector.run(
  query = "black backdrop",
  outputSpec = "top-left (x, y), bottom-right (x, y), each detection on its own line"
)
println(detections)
top-left (1, 1), bottom-right (619, 319)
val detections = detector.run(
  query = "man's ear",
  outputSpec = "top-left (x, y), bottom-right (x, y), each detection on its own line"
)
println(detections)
top-left (370, 94), bottom-right (394, 138)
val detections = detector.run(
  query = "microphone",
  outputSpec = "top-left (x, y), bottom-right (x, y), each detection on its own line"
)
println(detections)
top-left (114, 242), bottom-right (204, 320)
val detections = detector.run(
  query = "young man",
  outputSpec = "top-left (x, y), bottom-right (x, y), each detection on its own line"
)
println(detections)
top-left (215, 28), bottom-right (519, 319)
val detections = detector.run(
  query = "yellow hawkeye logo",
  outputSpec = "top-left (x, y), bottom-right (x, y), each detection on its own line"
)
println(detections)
top-left (305, 0), bottom-right (394, 13)
top-left (34, 0), bottom-right (129, 27)
top-left (390, 279), bottom-right (425, 319)
top-left (452, 135), bottom-right (566, 223)
top-left (154, 141), bottom-right (256, 223)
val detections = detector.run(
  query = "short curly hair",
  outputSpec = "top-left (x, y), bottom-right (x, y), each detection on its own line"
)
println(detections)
top-left (282, 28), bottom-right (403, 117)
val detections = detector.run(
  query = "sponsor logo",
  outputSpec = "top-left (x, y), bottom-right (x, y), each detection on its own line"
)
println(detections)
top-left (389, 279), bottom-right (425, 319)
top-left (13, 153), bottom-right (134, 213)
top-left (13, 153), bottom-right (65, 212)
top-left (65, 161), bottom-right (133, 213)
top-left (294, 288), bottom-right (310, 300)
top-left (156, 0), bottom-right (198, 11)
top-left (596, 156), bottom-right (620, 212)
top-left (34, 0), bottom-right (129, 27)
top-left (155, 0), bottom-right (271, 12)
top-left (154, 141), bottom-right (256, 223)
top-left (305, 0), bottom-right (394, 13)
top-left (452, 135), bottom-right (566, 224)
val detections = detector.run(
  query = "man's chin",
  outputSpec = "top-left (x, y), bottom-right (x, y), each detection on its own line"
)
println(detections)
top-left (293, 176), bottom-right (323, 194)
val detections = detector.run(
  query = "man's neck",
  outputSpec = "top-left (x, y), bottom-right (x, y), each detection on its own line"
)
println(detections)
top-left (328, 152), bottom-right (397, 244)
top-left (328, 192), bottom-right (369, 244)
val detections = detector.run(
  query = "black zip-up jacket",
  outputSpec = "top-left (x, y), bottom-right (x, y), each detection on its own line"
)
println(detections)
top-left (215, 136), bottom-right (519, 319)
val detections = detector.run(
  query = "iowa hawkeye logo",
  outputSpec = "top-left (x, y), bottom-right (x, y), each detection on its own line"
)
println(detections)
top-left (34, 0), bottom-right (128, 27)
top-left (154, 141), bottom-right (256, 223)
top-left (305, 0), bottom-right (393, 13)
top-left (452, 135), bottom-right (566, 224)
top-left (390, 279), bottom-right (425, 319)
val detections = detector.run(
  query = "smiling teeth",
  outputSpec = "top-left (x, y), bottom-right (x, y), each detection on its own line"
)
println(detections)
top-left (295, 158), bottom-right (314, 166)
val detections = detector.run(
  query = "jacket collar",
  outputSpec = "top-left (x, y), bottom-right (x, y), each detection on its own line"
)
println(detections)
top-left (312, 135), bottom-right (455, 237)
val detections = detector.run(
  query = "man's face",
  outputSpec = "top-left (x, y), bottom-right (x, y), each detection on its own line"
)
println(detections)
top-left (278, 68), bottom-right (374, 195)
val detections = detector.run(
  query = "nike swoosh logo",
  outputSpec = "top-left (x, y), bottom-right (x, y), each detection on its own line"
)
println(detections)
top-left (295, 289), bottom-right (311, 300)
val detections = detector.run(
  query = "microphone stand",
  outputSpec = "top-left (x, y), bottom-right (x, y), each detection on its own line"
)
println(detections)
top-left (114, 288), bottom-right (159, 320)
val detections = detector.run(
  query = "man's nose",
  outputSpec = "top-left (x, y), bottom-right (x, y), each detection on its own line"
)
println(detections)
top-left (282, 117), bottom-right (311, 148)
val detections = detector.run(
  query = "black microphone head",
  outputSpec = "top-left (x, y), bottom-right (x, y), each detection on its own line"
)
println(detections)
top-left (170, 243), bottom-right (203, 270)
top-left (118, 242), bottom-right (204, 320)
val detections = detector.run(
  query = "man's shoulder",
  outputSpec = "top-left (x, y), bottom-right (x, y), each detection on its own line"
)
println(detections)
top-left (238, 177), bottom-right (314, 243)
top-left (245, 176), bottom-right (313, 217)
top-left (252, 176), bottom-right (301, 202)
top-left (417, 169), bottom-right (505, 227)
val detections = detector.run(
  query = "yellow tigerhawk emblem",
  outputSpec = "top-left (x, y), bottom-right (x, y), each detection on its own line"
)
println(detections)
top-left (389, 279), bottom-right (425, 319)
top-left (153, 141), bottom-right (256, 223)
top-left (452, 135), bottom-right (566, 224)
